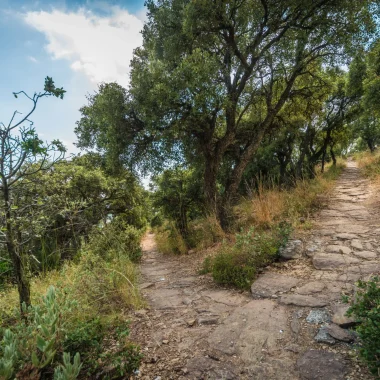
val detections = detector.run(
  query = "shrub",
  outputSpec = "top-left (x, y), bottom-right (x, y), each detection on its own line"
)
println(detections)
top-left (87, 219), bottom-right (143, 262)
top-left (206, 223), bottom-right (291, 289)
top-left (155, 223), bottom-right (188, 255)
top-left (0, 286), bottom-right (80, 379)
top-left (346, 276), bottom-right (380, 377)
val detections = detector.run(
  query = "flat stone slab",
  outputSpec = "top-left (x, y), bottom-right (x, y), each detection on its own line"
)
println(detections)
top-left (279, 295), bottom-right (328, 307)
top-left (201, 289), bottom-right (247, 307)
top-left (336, 233), bottom-right (358, 240)
top-left (209, 299), bottom-right (288, 361)
top-left (351, 239), bottom-right (363, 250)
top-left (352, 250), bottom-right (377, 260)
top-left (313, 254), bottom-right (360, 270)
top-left (279, 240), bottom-right (303, 259)
top-left (297, 350), bottom-right (348, 380)
top-left (325, 245), bottom-right (351, 255)
top-left (336, 224), bottom-right (369, 234)
top-left (251, 273), bottom-right (300, 298)
top-left (295, 281), bottom-right (325, 295)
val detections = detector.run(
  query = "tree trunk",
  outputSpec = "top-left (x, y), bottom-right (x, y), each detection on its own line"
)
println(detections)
top-left (330, 146), bottom-right (337, 165)
top-left (321, 148), bottom-right (326, 173)
top-left (2, 180), bottom-right (31, 314)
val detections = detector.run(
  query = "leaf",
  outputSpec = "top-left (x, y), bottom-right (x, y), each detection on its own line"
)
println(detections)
top-left (36, 335), bottom-right (46, 352)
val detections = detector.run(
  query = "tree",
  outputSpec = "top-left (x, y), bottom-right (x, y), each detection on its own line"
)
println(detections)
top-left (151, 167), bottom-right (203, 239)
top-left (0, 77), bottom-right (66, 312)
top-left (76, 0), bottom-right (379, 228)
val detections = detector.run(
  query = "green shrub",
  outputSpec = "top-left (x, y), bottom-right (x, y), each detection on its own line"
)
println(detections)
top-left (87, 219), bottom-right (143, 262)
top-left (346, 276), bottom-right (380, 377)
top-left (0, 286), bottom-right (80, 379)
top-left (206, 223), bottom-right (291, 289)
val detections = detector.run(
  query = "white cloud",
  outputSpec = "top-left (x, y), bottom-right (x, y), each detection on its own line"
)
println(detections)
top-left (24, 7), bottom-right (144, 87)
top-left (28, 55), bottom-right (38, 63)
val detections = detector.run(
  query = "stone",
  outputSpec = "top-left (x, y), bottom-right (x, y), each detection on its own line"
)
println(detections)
top-left (325, 245), bottom-right (351, 254)
top-left (297, 350), bottom-right (347, 380)
top-left (326, 323), bottom-right (354, 343)
top-left (279, 240), bottom-right (303, 259)
top-left (209, 300), bottom-right (288, 361)
top-left (279, 295), bottom-right (328, 307)
top-left (197, 316), bottom-right (219, 325)
top-left (314, 326), bottom-right (336, 344)
top-left (140, 282), bottom-right (155, 289)
top-left (351, 239), bottom-right (363, 250)
top-left (336, 233), bottom-right (358, 240)
top-left (296, 281), bottom-right (325, 295)
top-left (313, 254), bottom-right (360, 270)
top-left (304, 244), bottom-right (320, 257)
top-left (162, 340), bottom-right (169, 344)
top-left (331, 305), bottom-right (357, 328)
top-left (306, 309), bottom-right (331, 324)
top-left (187, 319), bottom-right (196, 327)
top-left (352, 250), bottom-right (377, 260)
top-left (336, 224), bottom-right (369, 234)
top-left (251, 273), bottom-right (300, 298)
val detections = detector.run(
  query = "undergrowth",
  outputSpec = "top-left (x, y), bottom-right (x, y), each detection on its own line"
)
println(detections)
top-left (201, 162), bottom-right (344, 288)
top-left (345, 276), bottom-right (380, 378)
top-left (0, 221), bottom-right (143, 379)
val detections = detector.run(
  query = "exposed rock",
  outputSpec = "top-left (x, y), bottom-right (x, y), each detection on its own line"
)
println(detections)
top-left (312, 254), bottom-right (360, 270)
top-left (279, 295), bottom-right (328, 307)
top-left (297, 350), bottom-right (347, 380)
top-left (187, 319), bottom-right (196, 327)
top-left (279, 240), bottom-right (303, 259)
top-left (296, 281), bottom-right (325, 295)
top-left (325, 245), bottom-right (351, 255)
top-left (304, 244), bottom-right (320, 257)
top-left (314, 326), bottom-right (336, 344)
top-left (326, 323), bottom-right (354, 343)
top-left (351, 239), bottom-right (363, 250)
top-left (336, 233), bottom-right (358, 240)
top-left (306, 309), bottom-right (331, 324)
top-left (331, 305), bottom-right (357, 328)
top-left (336, 224), bottom-right (369, 234)
top-left (185, 356), bottom-right (238, 379)
top-left (251, 273), bottom-right (300, 298)
top-left (197, 316), bottom-right (219, 325)
top-left (352, 250), bottom-right (377, 260)
top-left (209, 300), bottom-right (288, 361)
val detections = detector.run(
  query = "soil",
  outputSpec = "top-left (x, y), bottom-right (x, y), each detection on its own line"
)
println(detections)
top-left (130, 160), bottom-right (379, 379)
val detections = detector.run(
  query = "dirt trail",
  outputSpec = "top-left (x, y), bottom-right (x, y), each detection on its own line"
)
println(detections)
top-left (131, 160), bottom-right (380, 379)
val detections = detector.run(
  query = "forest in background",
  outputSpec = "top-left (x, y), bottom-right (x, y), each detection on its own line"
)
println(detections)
top-left (1, 0), bottom-right (380, 378)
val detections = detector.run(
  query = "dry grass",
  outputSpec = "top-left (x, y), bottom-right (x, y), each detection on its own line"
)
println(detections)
top-left (355, 151), bottom-right (380, 181)
top-left (0, 251), bottom-right (143, 327)
top-left (235, 161), bottom-right (345, 231)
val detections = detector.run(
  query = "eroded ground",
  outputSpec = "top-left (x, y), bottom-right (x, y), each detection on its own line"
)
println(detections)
top-left (130, 161), bottom-right (379, 379)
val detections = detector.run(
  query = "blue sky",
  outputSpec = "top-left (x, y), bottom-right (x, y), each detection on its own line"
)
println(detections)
top-left (0, 0), bottom-right (146, 153)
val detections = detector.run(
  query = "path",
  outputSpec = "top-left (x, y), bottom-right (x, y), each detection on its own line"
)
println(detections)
top-left (131, 161), bottom-right (380, 379)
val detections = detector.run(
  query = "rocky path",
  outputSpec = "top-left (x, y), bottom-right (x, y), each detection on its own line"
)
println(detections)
top-left (131, 160), bottom-right (380, 379)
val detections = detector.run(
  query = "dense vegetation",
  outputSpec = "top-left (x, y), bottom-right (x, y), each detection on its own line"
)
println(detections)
top-left (1, 0), bottom-right (380, 378)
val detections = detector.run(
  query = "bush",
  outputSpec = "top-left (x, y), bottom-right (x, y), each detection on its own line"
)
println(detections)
top-left (0, 286), bottom-right (81, 380)
top-left (206, 223), bottom-right (291, 289)
top-left (155, 223), bottom-right (188, 255)
top-left (346, 276), bottom-right (380, 377)
top-left (87, 219), bottom-right (143, 262)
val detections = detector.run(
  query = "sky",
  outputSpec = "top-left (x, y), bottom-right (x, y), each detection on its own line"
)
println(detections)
top-left (0, 0), bottom-right (146, 154)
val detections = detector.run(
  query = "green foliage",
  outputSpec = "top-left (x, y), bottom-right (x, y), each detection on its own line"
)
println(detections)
top-left (0, 330), bottom-right (18, 380)
top-left (346, 277), bottom-right (380, 377)
top-left (0, 286), bottom-right (79, 379)
top-left (207, 223), bottom-right (291, 289)
top-left (54, 353), bottom-right (82, 380)
top-left (87, 220), bottom-right (143, 262)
